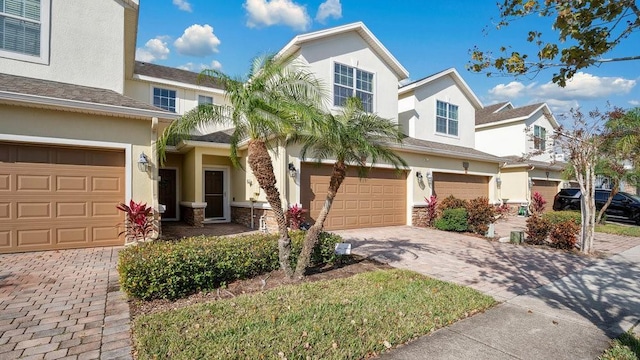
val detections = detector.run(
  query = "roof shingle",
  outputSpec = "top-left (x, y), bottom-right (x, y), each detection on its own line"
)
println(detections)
top-left (135, 61), bottom-right (225, 90)
top-left (401, 136), bottom-right (505, 163)
top-left (476, 103), bottom-right (544, 126)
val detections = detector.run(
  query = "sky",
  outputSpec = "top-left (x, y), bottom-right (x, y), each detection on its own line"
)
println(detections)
top-left (135, 0), bottom-right (640, 123)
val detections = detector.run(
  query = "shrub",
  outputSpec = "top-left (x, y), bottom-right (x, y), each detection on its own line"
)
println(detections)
top-left (286, 204), bottom-right (308, 230)
top-left (525, 214), bottom-right (551, 245)
top-left (549, 220), bottom-right (580, 250)
top-left (424, 195), bottom-right (438, 227)
top-left (434, 208), bottom-right (468, 232)
top-left (466, 197), bottom-right (496, 235)
top-left (543, 211), bottom-right (581, 226)
top-left (495, 203), bottom-right (510, 217)
top-left (439, 195), bottom-right (468, 213)
top-left (116, 200), bottom-right (157, 243)
top-left (118, 231), bottom-right (344, 300)
top-left (530, 191), bottom-right (547, 214)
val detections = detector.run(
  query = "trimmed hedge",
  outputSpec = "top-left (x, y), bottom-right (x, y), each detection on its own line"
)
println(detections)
top-left (118, 231), bottom-right (344, 300)
top-left (434, 208), bottom-right (469, 232)
top-left (542, 211), bottom-right (581, 225)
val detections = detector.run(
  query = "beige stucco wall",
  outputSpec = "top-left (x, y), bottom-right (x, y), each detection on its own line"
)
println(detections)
top-left (499, 167), bottom-right (564, 204)
top-left (0, 105), bottom-right (154, 205)
top-left (0, 0), bottom-right (126, 92)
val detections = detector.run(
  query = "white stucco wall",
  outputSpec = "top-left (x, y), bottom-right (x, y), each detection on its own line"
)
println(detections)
top-left (0, 0), bottom-right (126, 92)
top-left (293, 32), bottom-right (400, 121)
top-left (408, 75), bottom-right (477, 148)
top-left (475, 122), bottom-right (526, 157)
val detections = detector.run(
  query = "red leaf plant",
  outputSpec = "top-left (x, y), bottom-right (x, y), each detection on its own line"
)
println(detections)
top-left (116, 200), bottom-right (157, 243)
top-left (286, 203), bottom-right (308, 230)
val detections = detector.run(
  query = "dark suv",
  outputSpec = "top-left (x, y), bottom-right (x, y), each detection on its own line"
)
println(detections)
top-left (553, 188), bottom-right (640, 224)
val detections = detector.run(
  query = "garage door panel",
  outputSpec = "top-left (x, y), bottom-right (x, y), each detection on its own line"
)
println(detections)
top-left (301, 164), bottom-right (406, 230)
top-left (0, 142), bottom-right (125, 253)
top-left (433, 173), bottom-right (489, 201)
top-left (532, 180), bottom-right (558, 212)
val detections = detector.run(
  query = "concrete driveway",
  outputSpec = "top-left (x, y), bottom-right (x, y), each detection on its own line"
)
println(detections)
top-left (0, 247), bottom-right (131, 360)
top-left (334, 224), bottom-right (639, 301)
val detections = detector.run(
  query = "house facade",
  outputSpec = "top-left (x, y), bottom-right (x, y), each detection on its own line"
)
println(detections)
top-left (475, 102), bottom-right (567, 210)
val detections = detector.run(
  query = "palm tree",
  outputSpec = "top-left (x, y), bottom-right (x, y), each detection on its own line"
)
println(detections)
top-left (289, 97), bottom-right (407, 278)
top-left (158, 55), bottom-right (326, 277)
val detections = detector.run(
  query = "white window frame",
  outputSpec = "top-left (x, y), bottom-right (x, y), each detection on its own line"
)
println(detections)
top-left (152, 86), bottom-right (178, 113)
top-left (0, 0), bottom-right (51, 64)
top-left (333, 62), bottom-right (375, 113)
top-left (197, 94), bottom-right (213, 106)
top-left (534, 125), bottom-right (546, 151)
top-left (435, 100), bottom-right (459, 137)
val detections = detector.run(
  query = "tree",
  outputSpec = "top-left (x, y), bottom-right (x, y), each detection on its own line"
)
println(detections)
top-left (288, 98), bottom-right (407, 278)
top-left (158, 55), bottom-right (326, 277)
top-left (469, 0), bottom-right (640, 86)
top-left (554, 108), bottom-right (610, 254)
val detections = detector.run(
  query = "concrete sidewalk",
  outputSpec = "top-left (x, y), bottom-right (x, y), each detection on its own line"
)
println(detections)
top-left (379, 244), bottom-right (640, 360)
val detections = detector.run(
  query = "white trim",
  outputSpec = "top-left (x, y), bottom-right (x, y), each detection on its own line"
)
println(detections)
top-left (134, 74), bottom-right (226, 95)
top-left (159, 167), bottom-right (180, 221)
top-left (398, 68), bottom-right (483, 109)
top-left (231, 201), bottom-right (272, 209)
top-left (0, 90), bottom-right (178, 120)
top-left (332, 60), bottom-right (376, 113)
top-left (202, 166), bottom-right (230, 222)
top-left (150, 85), bottom-right (179, 114)
top-left (179, 201), bottom-right (207, 208)
top-left (0, 134), bottom-right (133, 201)
top-left (0, 0), bottom-right (50, 65)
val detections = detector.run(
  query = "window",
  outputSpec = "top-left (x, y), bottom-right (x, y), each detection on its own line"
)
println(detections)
top-left (0, 0), bottom-right (50, 62)
top-left (534, 125), bottom-right (547, 151)
top-left (198, 95), bottom-right (213, 106)
top-left (153, 87), bottom-right (176, 113)
top-left (333, 63), bottom-right (374, 113)
top-left (435, 100), bottom-right (458, 136)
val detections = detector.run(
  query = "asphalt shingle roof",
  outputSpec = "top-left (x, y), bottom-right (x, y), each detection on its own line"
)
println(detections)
top-left (0, 73), bottom-right (164, 112)
top-left (503, 155), bottom-right (567, 171)
top-left (135, 61), bottom-right (225, 90)
top-left (476, 102), bottom-right (544, 126)
top-left (190, 129), bottom-right (234, 144)
top-left (401, 136), bottom-right (505, 163)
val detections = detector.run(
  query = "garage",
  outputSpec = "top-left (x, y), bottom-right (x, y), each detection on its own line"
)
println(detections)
top-left (532, 180), bottom-right (559, 211)
top-left (432, 172), bottom-right (489, 200)
top-left (300, 164), bottom-right (406, 230)
top-left (0, 142), bottom-right (125, 253)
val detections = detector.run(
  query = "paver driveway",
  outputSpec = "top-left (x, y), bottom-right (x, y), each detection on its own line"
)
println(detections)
top-left (334, 226), bottom-right (600, 301)
top-left (0, 248), bottom-right (131, 360)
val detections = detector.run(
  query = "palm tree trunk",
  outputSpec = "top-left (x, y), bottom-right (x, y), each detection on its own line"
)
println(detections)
top-left (247, 139), bottom-right (293, 277)
top-left (294, 161), bottom-right (347, 278)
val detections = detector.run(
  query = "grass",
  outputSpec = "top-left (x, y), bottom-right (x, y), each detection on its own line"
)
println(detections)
top-left (133, 269), bottom-right (496, 360)
top-left (596, 223), bottom-right (640, 237)
top-left (600, 330), bottom-right (640, 360)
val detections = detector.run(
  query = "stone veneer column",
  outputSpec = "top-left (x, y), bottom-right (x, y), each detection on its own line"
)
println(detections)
top-left (231, 203), bottom-right (278, 232)
top-left (180, 202), bottom-right (207, 227)
top-left (412, 206), bottom-right (429, 227)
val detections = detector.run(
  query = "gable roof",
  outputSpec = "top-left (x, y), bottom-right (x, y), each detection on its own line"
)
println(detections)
top-left (134, 61), bottom-right (225, 91)
top-left (397, 68), bottom-right (483, 109)
top-left (475, 102), bottom-right (558, 128)
top-left (277, 22), bottom-right (409, 80)
top-left (0, 73), bottom-right (176, 120)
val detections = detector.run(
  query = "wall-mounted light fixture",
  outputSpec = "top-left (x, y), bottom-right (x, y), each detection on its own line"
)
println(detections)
top-left (496, 177), bottom-right (502, 188)
top-left (426, 172), bottom-right (433, 186)
top-left (137, 152), bottom-right (150, 172)
top-left (288, 163), bottom-right (297, 178)
top-left (545, 171), bottom-right (550, 179)
top-left (462, 161), bottom-right (469, 173)
top-left (416, 171), bottom-right (423, 180)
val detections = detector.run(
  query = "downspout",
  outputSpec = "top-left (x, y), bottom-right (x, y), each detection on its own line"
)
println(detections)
top-left (151, 117), bottom-right (160, 238)
top-left (527, 165), bottom-right (535, 204)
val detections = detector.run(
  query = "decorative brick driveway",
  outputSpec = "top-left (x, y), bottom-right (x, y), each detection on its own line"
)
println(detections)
top-left (0, 248), bottom-right (131, 360)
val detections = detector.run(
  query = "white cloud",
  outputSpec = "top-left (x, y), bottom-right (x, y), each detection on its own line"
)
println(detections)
top-left (244, 0), bottom-right (311, 31)
top-left (172, 0), bottom-right (192, 12)
top-left (135, 37), bottom-right (170, 63)
top-left (544, 99), bottom-right (580, 115)
top-left (488, 81), bottom-right (531, 100)
top-left (316, 0), bottom-right (341, 23)
top-left (629, 100), bottom-right (640, 106)
top-left (178, 60), bottom-right (223, 72)
top-left (174, 24), bottom-right (221, 57)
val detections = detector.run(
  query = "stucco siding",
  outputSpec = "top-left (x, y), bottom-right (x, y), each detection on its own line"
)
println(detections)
top-left (476, 122), bottom-right (526, 157)
top-left (0, 0), bottom-right (126, 92)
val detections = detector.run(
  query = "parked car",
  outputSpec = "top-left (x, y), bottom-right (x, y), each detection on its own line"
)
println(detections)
top-left (553, 188), bottom-right (640, 224)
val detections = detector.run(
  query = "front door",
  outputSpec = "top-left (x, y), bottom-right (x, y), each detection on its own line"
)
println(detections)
top-left (204, 170), bottom-right (225, 219)
top-left (159, 169), bottom-right (177, 220)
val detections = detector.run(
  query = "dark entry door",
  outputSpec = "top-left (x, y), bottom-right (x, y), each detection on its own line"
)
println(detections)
top-left (159, 169), bottom-right (177, 220)
top-left (204, 170), bottom-right (224, 219)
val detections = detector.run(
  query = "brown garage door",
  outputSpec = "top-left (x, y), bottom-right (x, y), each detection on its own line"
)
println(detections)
top-left (532, 180), bottom-right (559, 212)
top-left (433, 172), bottom-right (489, 200)
top-left (300, 164), bottom-right (406, 230)
top-left (0, 142), bottom-right (125, 253)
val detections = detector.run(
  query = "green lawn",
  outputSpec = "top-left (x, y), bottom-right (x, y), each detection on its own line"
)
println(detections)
top-left (133, 269), bottom-right (496, 360)
top-left (600, 331), bottom-right (640, 360)
top-left (596, 223), bottom-right (640, 237)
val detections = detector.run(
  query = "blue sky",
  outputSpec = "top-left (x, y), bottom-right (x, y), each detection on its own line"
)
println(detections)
top-left (136, 0), bottom-right (640, 121)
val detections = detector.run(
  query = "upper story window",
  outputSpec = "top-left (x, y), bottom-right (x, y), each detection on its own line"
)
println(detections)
top-left (534, 125), bottom-right (547, 151)
top-left (0, 0), bottom-right (50, 63)
top-left (334, 63), bottom-right (374, 113)
top-left (153, 87), bottom-right (176, 113)
top-left (436, 100), bottom-right (458, 136)
top-left (198, 95), bottom-right (213, 106)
